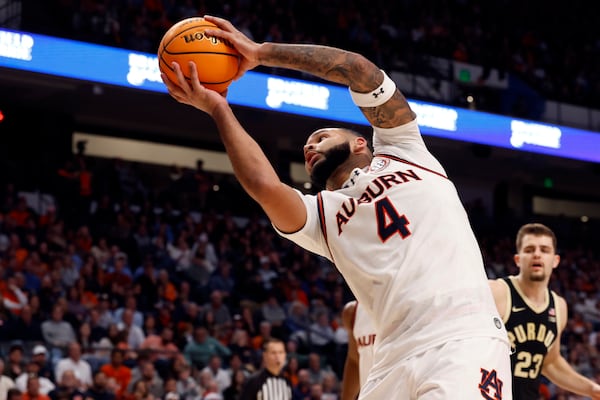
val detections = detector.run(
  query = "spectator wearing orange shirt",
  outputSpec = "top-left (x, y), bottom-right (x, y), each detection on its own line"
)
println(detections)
top-left (157, 269), bottom-right (177, 303)
top-left (22, 375), bottom-right (50, 400)
top-left (100, 349), bottom-right (131, 399)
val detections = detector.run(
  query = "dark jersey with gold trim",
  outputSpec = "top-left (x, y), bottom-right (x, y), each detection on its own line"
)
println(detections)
top-left (504, 277), bottom-right (558, 400)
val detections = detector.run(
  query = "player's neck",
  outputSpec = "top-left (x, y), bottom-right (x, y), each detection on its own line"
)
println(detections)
top-left (515, 276), bottom-right (547, 304)
top-left (326, 157), bottom-right (370, 190)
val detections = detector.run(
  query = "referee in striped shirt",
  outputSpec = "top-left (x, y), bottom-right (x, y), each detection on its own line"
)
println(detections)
top-left (240, 338), bottom-right (292, 400)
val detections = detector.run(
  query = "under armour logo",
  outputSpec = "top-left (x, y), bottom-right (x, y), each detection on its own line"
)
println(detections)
top-left (372, 88), bottom-right (385, 98)
top-left (479, 368), bottom-right (503, 400)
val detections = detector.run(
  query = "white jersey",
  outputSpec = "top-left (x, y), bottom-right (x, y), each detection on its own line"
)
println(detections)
top-left (279, 118), bottom-right (507, 379)
top-left (353, 302), bottom-right (375, 388)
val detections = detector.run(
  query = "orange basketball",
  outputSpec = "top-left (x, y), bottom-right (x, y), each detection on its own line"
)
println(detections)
top-left (158, 17), bottom-right (240, 93)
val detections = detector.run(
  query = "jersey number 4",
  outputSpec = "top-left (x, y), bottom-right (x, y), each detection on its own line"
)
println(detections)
top-left (375, 197), bottom-right (411, 242)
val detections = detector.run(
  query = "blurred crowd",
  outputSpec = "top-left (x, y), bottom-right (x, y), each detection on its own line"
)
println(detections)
top-left (0, 149), bottom-right (598, 400)
top-left (19, 0), bottom-right (600, 112)
top-left (1, 2), bottom-right (599, 399)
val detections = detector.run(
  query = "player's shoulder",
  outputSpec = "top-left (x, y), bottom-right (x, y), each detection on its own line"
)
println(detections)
top-left (488, 276), bottom-right (510, 293)
top-left (550, 290), bottom-right (567, 308)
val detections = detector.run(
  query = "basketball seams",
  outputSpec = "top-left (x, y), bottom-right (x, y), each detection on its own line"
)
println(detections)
top-left (158, 17), bottom-right (240, 92)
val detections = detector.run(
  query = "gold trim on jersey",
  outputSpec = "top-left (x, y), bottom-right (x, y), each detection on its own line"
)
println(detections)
top-left (508, 276), bottom-right (549, 314)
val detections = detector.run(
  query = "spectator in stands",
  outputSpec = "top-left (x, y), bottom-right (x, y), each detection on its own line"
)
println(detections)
top-left (113, 295), bottom-right (144, 329)
top-left (0, 274), bottom-right (28, 316)
top-left (239, 306), bottom-right (258, 338)
top-left (257, 257), bottom-right (277, 292)
top-left (201, 355), bottom-right (231, 394)
top-left (223, 369), bottom-right (246, 400)
top-left (84, 370), bottom-right (116, 400)
top-left (320, 371), bottom-right (339, 400)
top-left (87, 307), bottom-right (109, 344)
top-left (15, 362), bottom-right (55, 395)
top-left (189, 234), bottom-right (217, 279)
top-left (127, 360), bottom-right (163, 399)
top-left (124, 379), bottom-right (150, 400)
top-left (7, 305), bottom-right (44, 342)
top-left (261, 294), bottom-right (287, 338)
top-left (167, 233), bottom-right (194, 276)
top-left (30, 346), bottom-right (54, 383)
top-left (5, 344), bottom-right (26, 380)
top-left (41, 305), bottom-right (77, 351)
top-left (95, 294), bottom-right (115, 330)
top-left (285, 340), bottom-right (308, 369)
top-left (104, 252), bottom-right (133, 294)
top-left (250, 321), bottom-right (273, 352)
top-left (47, 369), bottom-right (86, 400)
top-left (306, 353), bottom-right (327, 386)
top-left (207, 260), bottom-right (235, 298)
top-left (183, 326), bottom-right (231, 370)
top-left (54, 342), bottom-right (93, 390)
top-left (117, 309), bottom-right (145, 350)
top-left (100, 349), bottom-right (131, 399)
top-left (228, 329), bottom-right (255, 366)
top-left (283, 356), bottom-right (300, 388)
top-left (285, 302), bottom-right (311, 348)
top-left (308, 312), bottom-right (335, 361)
top-left (140, 324), bottom-right (179, 361)
top-left (132, 257), bottom-right (159, 312)
top-left (162, 377), bottom-right (179, 400)
top-left (293, 369), bottom-right (311, 400)
top-left (58, 253), bottom-right (80, 289)
top-left (0, 358), bottom-right (16, 399)
top-left (203, 290), bottom-right (232, 331)
top-left (6, 388), bottom-right (23, 400)
top-left (156, 269), bottom-right (177, 305)
top-left (175, 363), bottom-right (202, 400)
top-left (22, 374), bottom-right (50, 400)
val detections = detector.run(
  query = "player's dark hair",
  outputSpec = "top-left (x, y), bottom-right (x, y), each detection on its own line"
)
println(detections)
top-left (262, 337), bottom-right (285, 351)
top-left (515, 223), bottom-right (557, 252)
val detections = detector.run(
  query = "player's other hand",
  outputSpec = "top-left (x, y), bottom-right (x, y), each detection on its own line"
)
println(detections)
top-left (203, 15), bottom-right (261, 81)
top-left (161, 61), bottom-right (228, 117)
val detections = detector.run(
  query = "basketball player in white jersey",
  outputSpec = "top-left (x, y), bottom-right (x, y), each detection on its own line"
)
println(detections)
top-left (161, 15), bottom-right (512, 399)
top-left (341, 301), bottom-right (375, 400)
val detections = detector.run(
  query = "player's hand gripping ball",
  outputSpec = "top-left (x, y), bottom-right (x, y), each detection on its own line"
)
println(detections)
top-left (158, 17), bottom-right (240, 93)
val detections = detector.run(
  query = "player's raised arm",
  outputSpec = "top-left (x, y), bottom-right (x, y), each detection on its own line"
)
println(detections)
top-left (161, 62), bottom-right (306, 234)
top-left (203, 15), bottom-right (415, 130)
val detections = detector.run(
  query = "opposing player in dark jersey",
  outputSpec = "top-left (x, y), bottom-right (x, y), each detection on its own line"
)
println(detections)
top-left (240, 338), bottom-right (292, 400)
top-left (489, 223), bottom-right (600, 400)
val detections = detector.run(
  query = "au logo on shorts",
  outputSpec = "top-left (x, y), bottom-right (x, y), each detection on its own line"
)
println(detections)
top-left (479, 368), bottom-right (503, 400)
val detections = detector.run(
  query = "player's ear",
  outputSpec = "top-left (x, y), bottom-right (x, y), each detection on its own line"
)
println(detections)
top-left (552, 254), bottom-right (560, 269)
top-left (353, 136), bottom-right (368, 153)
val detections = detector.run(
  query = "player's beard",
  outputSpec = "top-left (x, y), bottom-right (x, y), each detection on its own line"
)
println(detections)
top-left (310, 142), bottom-right (351, 189)
top-left (527, 269), bottom-right (546, 282)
